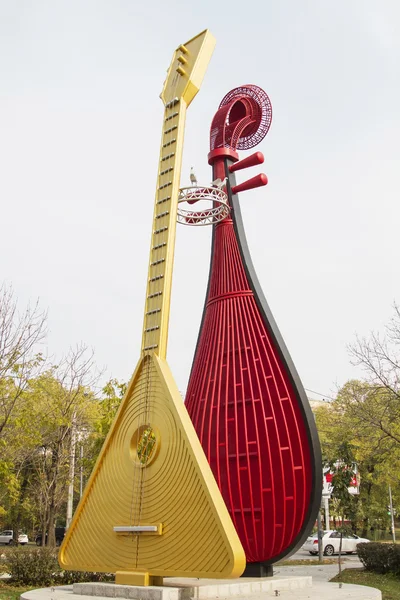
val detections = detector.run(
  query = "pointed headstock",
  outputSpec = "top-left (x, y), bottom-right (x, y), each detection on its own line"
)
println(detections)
top-left (160, 29), bottom-right (216, 108)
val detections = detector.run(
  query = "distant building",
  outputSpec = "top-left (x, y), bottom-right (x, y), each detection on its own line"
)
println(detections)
top-left (308, 397), bottom-right (332, 411)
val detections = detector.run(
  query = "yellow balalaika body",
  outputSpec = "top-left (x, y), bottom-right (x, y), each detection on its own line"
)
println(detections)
top-left (59, 30), bottom-right (246, 587)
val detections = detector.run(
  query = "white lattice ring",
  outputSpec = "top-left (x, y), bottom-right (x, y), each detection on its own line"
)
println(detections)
top-left (177, 186), bottom-right (230, 226)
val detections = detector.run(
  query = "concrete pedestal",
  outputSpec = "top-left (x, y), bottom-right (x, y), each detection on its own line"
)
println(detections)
top-left (20, 573), bottom-right (382, 600)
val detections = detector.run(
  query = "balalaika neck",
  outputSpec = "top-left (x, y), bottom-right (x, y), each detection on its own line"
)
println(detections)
top-left (141, 98), bottom-right (187, 359)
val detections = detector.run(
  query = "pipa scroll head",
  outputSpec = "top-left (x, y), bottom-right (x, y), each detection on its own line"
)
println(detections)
top-left (209, 85), bottom-right (272, 152)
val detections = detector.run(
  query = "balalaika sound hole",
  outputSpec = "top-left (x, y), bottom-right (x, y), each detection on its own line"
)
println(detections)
top-left (131, 425), bottom-right (158, 466)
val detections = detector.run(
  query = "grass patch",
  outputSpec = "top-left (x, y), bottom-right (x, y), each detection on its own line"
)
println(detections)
top-left (330, 568), bottom-right (400, 600)
top-left (0, 581), bottom-right (33, 600)
top-left (0, 545), bottom-right (33, 551)
top-left (277, 558), bottom-right (338, 566)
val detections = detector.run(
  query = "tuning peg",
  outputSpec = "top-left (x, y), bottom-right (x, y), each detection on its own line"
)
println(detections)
top-left (231, 173), bottom-right (268, 195)
top-left (229, 152), bottom-right (264, 173)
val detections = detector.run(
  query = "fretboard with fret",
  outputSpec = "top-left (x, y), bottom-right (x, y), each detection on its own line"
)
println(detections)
top-left (141, 98), bottom-right (187, 359)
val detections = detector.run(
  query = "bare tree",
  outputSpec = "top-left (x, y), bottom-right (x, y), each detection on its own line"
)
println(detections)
top-left (0, 284), bottom-right (47, 438)
top-left (350, 304), bottom-right (400, 398)
top-left (347, 304), bottom-right (400, 448)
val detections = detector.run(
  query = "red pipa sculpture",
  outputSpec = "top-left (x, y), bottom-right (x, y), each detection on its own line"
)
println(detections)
top-left (185, 86), bottom-right (322, 573)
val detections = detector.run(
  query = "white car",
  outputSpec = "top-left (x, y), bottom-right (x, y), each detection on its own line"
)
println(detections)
top-left (0, 530), bottom-right (29, 545)
top-left (302, 530), bottom-right (370, 556)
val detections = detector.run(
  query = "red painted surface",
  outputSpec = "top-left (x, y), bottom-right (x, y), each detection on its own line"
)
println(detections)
top-left (208, 147), bottom-right (239, 165)
top-left (185, 211), bottom-right (312, 562)
top-left (185, 85), bottom-right (318, 564)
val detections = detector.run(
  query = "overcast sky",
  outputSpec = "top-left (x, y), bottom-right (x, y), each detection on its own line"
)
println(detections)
top-left (1, 1), bottom-right (399, 400)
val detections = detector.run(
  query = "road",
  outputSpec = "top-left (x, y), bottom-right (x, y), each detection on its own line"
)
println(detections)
top-left (285, 547), bottom-right (363, 565)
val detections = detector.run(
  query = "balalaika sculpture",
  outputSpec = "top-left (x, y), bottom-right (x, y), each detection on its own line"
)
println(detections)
top-left (59, 31), bottom-right (246, 586)
top-left (184, 85), bottom-right (322, 573)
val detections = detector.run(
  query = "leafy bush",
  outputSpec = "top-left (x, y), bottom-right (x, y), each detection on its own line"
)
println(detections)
top-left (61, 571), bottom-right (114, 584)
top-left (3, 548), bottom-right (114, 586)
top-left (0, 551), bottom-right (8, 575)
top-left (357, 542), bottom-right (400, 576)
top-left (5, 547), bottom-right (59, 586)
top-left (388, 545), bottom-right (400, 577)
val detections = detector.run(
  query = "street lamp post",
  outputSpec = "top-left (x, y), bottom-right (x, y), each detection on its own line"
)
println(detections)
top-left (389, 485), bottom-right (396, 543)
top-left (77, 427), bottom-right (88, 499)
top-left (80, 442), bottom-right (84, 499)
top-left (66, 422), bottom-right (88, 529)
top-left (66, 412), bottom-right (77, 530)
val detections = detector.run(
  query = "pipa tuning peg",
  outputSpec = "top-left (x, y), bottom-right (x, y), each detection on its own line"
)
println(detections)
top-left (231, 173), bottom-right (268, 195)
top-left (229, 152), bottom-right (264, 173)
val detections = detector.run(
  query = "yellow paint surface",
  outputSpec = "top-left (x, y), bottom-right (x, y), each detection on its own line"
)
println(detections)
top-left (59, 356), bottom-right (245, 579)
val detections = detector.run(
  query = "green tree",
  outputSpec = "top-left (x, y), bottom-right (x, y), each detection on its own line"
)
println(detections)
top-left (327, 442), bottom-right (356, 575)
top-left (25, 346), bottom-right (101, 547)
top-left (316, 380), bottom-right (400, 539)
top-left (0, 285), bottom-right (131, 544)
top-left (0, 345), bottom-right (101, 544)
top-left (84, 378), bottom-right (127, 475)
top-left (0, 286), bottom-right (46, 538)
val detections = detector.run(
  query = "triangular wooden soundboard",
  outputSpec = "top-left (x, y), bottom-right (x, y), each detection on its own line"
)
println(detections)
top-left (59, 354), bottom-right (245, 584)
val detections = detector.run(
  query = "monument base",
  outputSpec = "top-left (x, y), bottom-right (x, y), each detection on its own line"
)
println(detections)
top-left (71, 576), bottom-right (311, 598)
top-left (241, 561), bottom-right (273, 577)
top-left (19, 575), bottom-right (383, 600)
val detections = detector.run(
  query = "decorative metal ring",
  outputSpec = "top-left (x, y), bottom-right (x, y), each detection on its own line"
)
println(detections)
top-left (177, 186), bottom-right (230, 226)
top-left (219, 85), bottom-right (272, 150)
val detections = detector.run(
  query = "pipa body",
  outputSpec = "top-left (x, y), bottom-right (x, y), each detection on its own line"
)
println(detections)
top-left (185, 85), bottom-right (322, 565)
